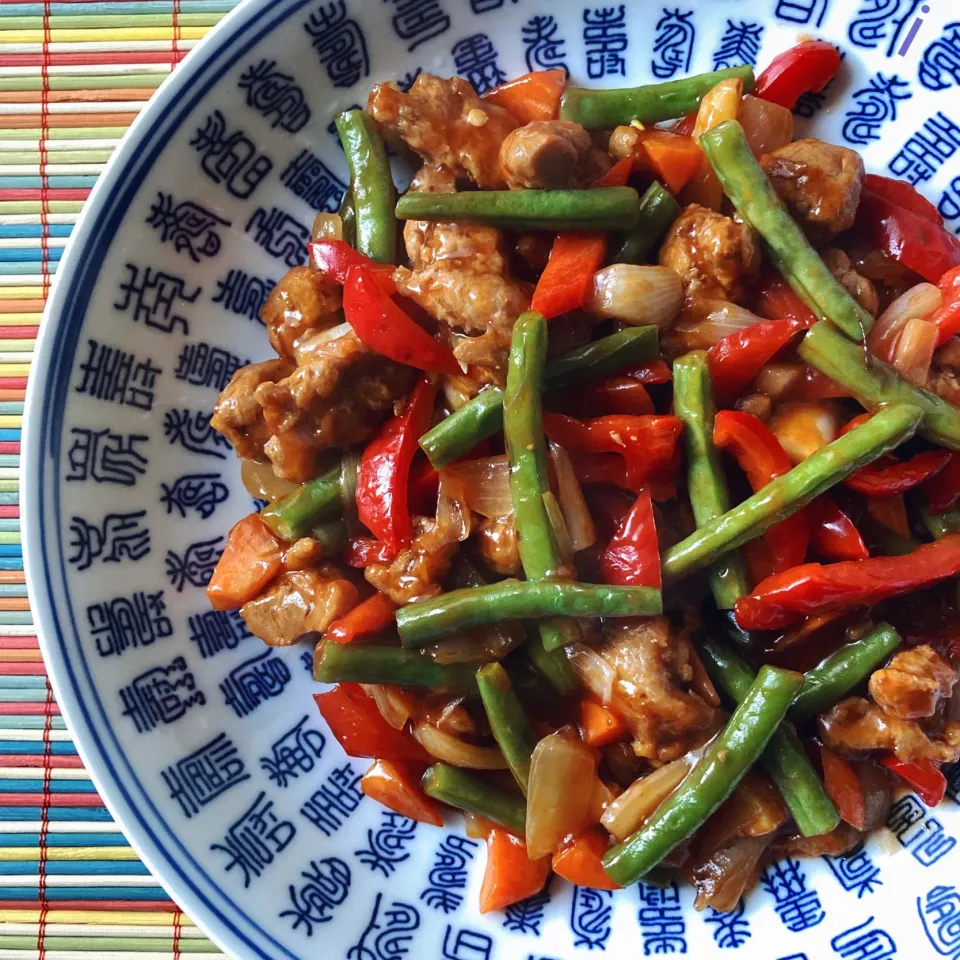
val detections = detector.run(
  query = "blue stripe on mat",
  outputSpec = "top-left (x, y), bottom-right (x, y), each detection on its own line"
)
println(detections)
top-left (0, 561), bottom-right (25, 571)
top-left (0, 226), bottom-right (72, 239)
top-left (0, 742), bottom-right (76, 756)
top-left (0, 586), bottom-right (28, 597)
top-left (0, 548), bottom-right (24, 559)
top-left (0, 262), bottom-right (57, 277)
top-left (0, 861), bottom-right (151, 876)
top-left (1, 833), bottom-right (128, 847)
top-left (1, 887), bottom-right (167, 900)
top-left (0, 1), bottom-right (236, 11)
top-left (0, 808), bottom-right (113, 822)
top-left (0, 614), bottom-right (33, 625)
top-left (0, 249), bottom-right (63, 263)
top-left (0, 178), bottom-right (97, 190)
top-left (0, 780), bottom-right (96, 793)
top-left (0, 405), bottom-right (25, 416)
top-left (0, 718), bottom-right (67, 731)
top-left (0, 432), bottom-right (23, 442)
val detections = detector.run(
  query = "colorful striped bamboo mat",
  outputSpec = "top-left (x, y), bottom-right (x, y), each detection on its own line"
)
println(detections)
top-left (0, 1), bottom-right (239, 954)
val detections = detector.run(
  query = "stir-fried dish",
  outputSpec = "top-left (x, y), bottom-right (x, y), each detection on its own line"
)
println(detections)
top-left (206, 43), bottom-right (960, 913)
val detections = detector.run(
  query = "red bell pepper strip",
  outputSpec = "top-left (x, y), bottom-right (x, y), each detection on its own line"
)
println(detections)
top-left (408, 455), bottom-right (440, 515)
top-left (805, 496), bottom-right (869, 561)
top-left (791, 366), bottom-right (854, 401)
top-left (569, 377), bottom-right (656, 416)
top-left (343, 266), bottom-right (460, 374)
top-left (714, 410), bottom-right (810, 573)
top-left (754, 40), bottom-right (842, 110)
top-left (863, 174), bottom-right (943, 225)
top-left (344, 537), bottom-right (397, 568)
top-left (820, 746), bottom-right (866, 829)
top-left (707, 316), bottom-right (811, 402)
top-left (923, 451), bottom-right (960, 514)
top-left (930, 265), bottom-right (960, 347)
top-left (206, 514), bottom-right (283, 611)
top-left (855, 190), bottom-right (960, 284)
top-left (314, 683), bottom-right (432, 764)
top-left (572, 453), bottom-right (678, 496)
top-left (479, 826), bottom-right (551, 914)
top-left (600, 488), bottom-right (661, 589)
top-left (753, 270), bottom-right (818, 325)
top-left (360, 759), bottom-right (443, 826)
top-left (324, 592), bottom-right (396, 644)
top-left (734, 533), bottom-right (960, 631)
top-left (357, 377), bottom-right (437, 553)
top-left (673, 113), bottom-right (696, 137)
top-left (879, 755), bottom-right (947, 807)
top-left (625, 359), bottom-right (672, 384)
top-left (482, 68), bottom-right (566, 124)
top-left (845, 449), bottom-right (951, 497)
top-left (866, 494), bottom-right (911, 540)
top-left (309, 239), bottom-right (396, 292)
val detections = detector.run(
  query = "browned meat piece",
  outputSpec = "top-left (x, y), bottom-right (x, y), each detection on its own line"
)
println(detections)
top-left (596, 617), bottom-right (720, 762)
top-left (822, 248), bottom-right (880, 316)
top-left (367, 74), bottom-right (517, 190)
top-left (261, 265), bottom-right (342, 362)
top-left (499, 120), bottom-right (610, 190)
top-left (475, 515), bottom-right (522, 576)
top-left (868, 644), bottom-right (957, 720)
top-left (927, 337), bottom-right (960, 406)
top-left (365, 516), bottom-right (460, 605)
top-left (255, 333), bottom-right (416, 483)
top-left (282, 537), bottom-right (324, 571)
top-left (240, 567), bottom-right (359, 644)
top-left (785, 821), bottom-right (862, 859)
top-left (210, 358), bottom-right (294, 461)
top-left (761, 139), bottom-right (864, 244)
top-left (659, 204), bottom-right (761, 302)
top-left (819, 696), bottom-right (960, 764)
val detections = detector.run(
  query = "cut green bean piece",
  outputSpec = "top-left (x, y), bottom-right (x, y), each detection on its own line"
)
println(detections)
top-left (312, 518), bottom-right (348, 557)
top-left (789, 624), bottom-right (903, 724)
top-left (338, 186), bottom-right (357, 249)
top-left (663, 404), bottom-right (923, 581)
top-left (419, 388), bottom-right (505, 470)
top-left (611, 181), bottom-right (681, 265)
top-left (603, 665), bottom-right (803, 885)
top-left (560, 66), bottom-right (755, 129)
top-left (396, 187), bottom-right (641, 232)
top-left (260, 464), bottom-right (342, 541)
top-left (799, 319), bottom-right (960, 451)
top-left (701, 120), bottom-right (874, 342)
top-left (673, 352), bottom-right (751, 609)
top-left (397, 580), bottom-right (663, 647)
top-left (526, 639), bottom-right (578, 696)
top-left (422, 763), bottom-right (526, 835)
top-left (477, 663), bottom-right (538, 793)
top-left (921, 499), bottom-right (960, 540)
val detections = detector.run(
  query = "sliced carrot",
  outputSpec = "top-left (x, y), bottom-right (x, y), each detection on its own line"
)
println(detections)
top-left (552, 826), bottom-right (621, 890)
top-left (579, 699), bottom-right (627, 747)
top-left (820, 746), bottom-right (865, 830)
top-left (636, 130), bottom-right (702, 194)
top-left (324, 592), bottom-right (396, 644)
top-left (482, 68), bottom-right (566, 124)
top-left (206, 513), bottom-right (282, 610)
top-left (360, 759), bottom-right (444, 827)
top-left (479, 826), bottom-right (551, 914)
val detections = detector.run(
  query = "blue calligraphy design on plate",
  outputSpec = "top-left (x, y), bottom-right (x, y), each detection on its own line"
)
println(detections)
top-left (583, 6), bottom-right (627, 80)
top-left (115, 262), bottom-right (200, 335)
top-left (188, 607), bottom-right (251, 659)
top-left (522, 15), bottom-right (568, 74)
top-left (887, 795), bottom-right (958, 866)
top-left (190, 110), bottom-right (274, 199)
top-left (211, 790), bottom-right (297, 888)
top-left (396, 68), bottom-right (422, 93)
top-left (823, 843), bottom-right (882, 897)
top-left (919, 22), bottom-right (960, 92)
top-left (145, 193), bottom-right (231, 263)
top-left (220, 647), bottom-right (291, 718)
top-left (87, 589), bottom-right (172, 657)
top-left (831, 917), bottom-right (896, 959)
top-left (386, 0), bottom-right (450, 54)
top-left (174, 342), bottom-right (248, 391)
top-left (120, 655), bottom-right (205, 732)
top-left (354, 811), bottom-right (418, 877)
top-left (74, 338), bottom-right (161, 411)
top-left (570, 886), bottom-right (613, 950)
top-left (470, 0), bottom-right (514, 12)
top-left (300, 649), bottom-right (313, 673)
top-left (66, 427), bottom-right (148, 486)
top-left (842, 73), bottom-right (912, 145)
top-left (441, 925), bottom-right (492, 960)
top-left (886, 110), bottom-right (960, 186)
top-left (761, 858), bottom-right (826, 932)
top-left (280, 855), bottom-right (352, 935)
top-left (848, 0), bottom-right (923, 57)
top-left (237, 59), bottom-right (311, 133)
top-left (452, 33), bottom-right (506, 93)
top-left (280, 149), bottom-right (346, 213)
top-left (300, 762), bottom-right (365, 836)
top-left (245, 206), bottom-right (311, 268)
top-left (162, 731), bottom-right (250, 818)
top-left (652, 8), bottom-right (695, 80)
top-left (420, 834), bottom-right (478, 914)
top-left (211, 268), bottom-right (276, 322)
top-left (917, 884), bottom-right (960, 958)
top-left (69, 510), bottom-right (151, 570)
top-left (637, 881), bottom-right (687, 954)
top-left (303, 1), bottom-right (369, 89)
top-left (776, 0), bottom-right (829, 27)
top-left (165, 536), bottom-right (224, 591)
top-left (347, 892), bottom-right (420, 960)
top-left (163, 408), bottom-right (230, 459)
top-left (946, 762), bottom-right (960, 801)
top-left (160, 474), bottom-right (229, 520)
top-left (503, 887), bottom-right (550, 936)
top-left (704, 900), bottom-right (750, 948)
top-left (259, 714), bottom-right (326, 788)
top-left (713, 19), bottom-right (764, 70)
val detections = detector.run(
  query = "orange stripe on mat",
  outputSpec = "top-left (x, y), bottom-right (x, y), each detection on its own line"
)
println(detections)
top-left (0, 599), bottom-right (31, 611)
top-left (0, 88), bottom-right (155, 104)
top-left (0, 572), bottom-right (27, 583)
top-left (1, 111), bottom-right (139, 128)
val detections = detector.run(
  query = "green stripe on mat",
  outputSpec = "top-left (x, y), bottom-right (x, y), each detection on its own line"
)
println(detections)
top-left (0, 75), bottom-right (166, 92)
top-left (1, 13), bottom-right (226, 28)
top-left (0, 936), bottom-right (223, 953)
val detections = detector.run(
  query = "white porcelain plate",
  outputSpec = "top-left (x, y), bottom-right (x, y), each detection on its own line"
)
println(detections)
top-left (22, 0), bottom-right (960, 957)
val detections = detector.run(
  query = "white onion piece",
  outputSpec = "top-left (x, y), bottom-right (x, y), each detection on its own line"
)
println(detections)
top-left (311, 212), bottom-right (343, 241)
top-left (768, 401), bottom-right (843, 464)
top-left (868, 282), bottom-right (942, 363)
top-left (549, 442), bottom-right (597, 553)
top-left (600, 756), bottom-right (693, 840)
top-left (585, 265), bottom-right (684, 328)
top-left (739, 94), bottom-right (794, 158)
top-left (525, 731), bottom-right (598, 859)
top-left (413, 722), bottom-right (506, 769)
top-left (362, 684), bottom-right (415, 731)
top-left (543, 490), bottom-right (574, 566)
top-left (442, 456), bottom-right (512, 519)
top-left (310, 320), bottom-right (355, 346)
top-left (567, 643), bottom-right (617, 705)
top-left (672, 300), bottom-right (766, 349)
top-left (240, 458), bottom-right (298, 502)
top-left (891, 316), bottom-right (938, 386)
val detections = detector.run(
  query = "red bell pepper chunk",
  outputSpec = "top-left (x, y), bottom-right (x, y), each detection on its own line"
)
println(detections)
top-left (734, 533), bottom-right (960, 631)
top-left (314, 683), bottom-right (431, 764)
top-left (360, 759), bottom-right (444, 826)
top-left (600, 488), bottom-right (661, 589)
top-left (879, 755), bottom-right (947, 807)
top-left (707, 316), bottom-right (811, 402)
top-left (408, 455), bottom-right (440, 515)
top-left (356, 377), bottom-right (437, 553)
top-left (571, 453), bottom-right (679, 496)
top-left (845, 449), bottom-right (952, 497)
top-left (324, 592), bottom-right (396, 644)
top-left (309, 240), bottom-right (396, 292)
top-left (482, 68), bottom-right (566, 124)
top-left (343, 266), bottom-right (460, 375)
top-left (791, 366), bottom-right (854, 401)
top-left (855, 190), bottom-right (960, 284)
top-left (923, 450), bottom-right (960, 514)
top-left (805, 496), bottom-right (869, 561)
top-left (343, 537), bottom-right (398, 568)
top-left (930, 265), bottom-right (960, 347)
top-left (479, 826), bottom-right (551, 914)
top-left (863, 174), bottom-right (943, 225)
top-left (866, 493), bottom-right (911, 540)
top-left (752, 271), bottom-right (818, 325)
top-left (570, 377), bottom-right (656, 416)
top-left (625, 359), bottom-right (672, 384)
top-left (714, 410), bottom-right (809, 573)
top-left (754, 40), bottom-right (842, 110)
top-left (552, 827), bottom-right (621, 891)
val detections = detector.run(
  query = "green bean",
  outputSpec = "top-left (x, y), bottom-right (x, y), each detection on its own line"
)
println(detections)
top-left (699, 638), bottom-right (840, 837)
top-left (260, 464), bottom-right (342, 541)
top-left (560, 65), bottom-right (756, 129)
top-left (789, 623), bottom-right (903, 724)
top-left (603, 665), bottom-right (803, 885)
top-left (799, 319), bottom-right (960, 450)
top-left (921, 499), bottom-right (960, 539)
top-left (525, 639), bottom-right (578, 696)
top-left (312, 518), bottom-right (348, 557)
top-left (477, 663), bottom-right (538, 793)
top-left (338, 186), bottom-right (357, 249)
top-left (397, 580), bottom-right (663, 647)
top-left (662, 404), bottom-right (923, 581)
top-left (313, 641), bottom-right (478, 694)
top-left (700, 120), bottom-right (874, 342)
top-left (419, 326), bottom-right (659, 469)
top-left (611, 182), bottom-right (681, 265)
top-left (673, 352), bottom-right (751, 609)
top-left (422, 764), bottom-right (526, 835)
top-left (396, 187), bottom-right (641, 232)
top-left (334, 109), bottom-right (396, 264)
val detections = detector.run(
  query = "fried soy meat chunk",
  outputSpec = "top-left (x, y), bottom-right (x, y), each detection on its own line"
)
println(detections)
top-left (761, 138), bottom-right (864, 244)
top-left (499, 120), bottom-right (611, 190)
top-left (365, 516), bottom-right (460, 605)
top-left (822, 247), bottom-right (879, 316)
top-left (255, 333), bottom-right (416, 484)
top-left (868, 645), bottom-right (957, 721)
top-left (659, 204), bottom-right (761, 302)
top-left (475, 515), bottom-right (522, 577)
top-left (261, 265), bottom-right (343, 363)
top-left (211, 358), bottom-right (294, 461)
top-left (367, 74), bottom-right (517, 189)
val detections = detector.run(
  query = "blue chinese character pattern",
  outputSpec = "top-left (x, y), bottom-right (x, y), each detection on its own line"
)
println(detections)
top-left (38, 0), bottom-right (960, 957)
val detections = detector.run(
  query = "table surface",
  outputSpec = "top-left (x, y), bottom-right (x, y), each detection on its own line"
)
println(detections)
top-left (0, 2), bottom-right (237, 955)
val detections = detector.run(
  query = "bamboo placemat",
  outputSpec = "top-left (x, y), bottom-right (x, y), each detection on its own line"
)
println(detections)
top-left (0, 1), bottom-right (240, 954)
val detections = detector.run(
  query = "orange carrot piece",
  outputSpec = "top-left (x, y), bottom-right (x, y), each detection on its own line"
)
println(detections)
top-left (360, 759), bottom-right (444, 826)
top-left (479, 826), bottom-right (551, 914)
top-left (206, 513), bottom-right (282, 611)
top-left (580, 700), bottom-right (627, 747)
top-left (552, 826), bottom-right (621, 890)
top-left (637, 130), bottom-right (702, 194)
top-left (324, 592), bottom-right (396, 644)
top-left (820, 747), bottom-right (865, 830)
top-left (482, 68), bottom-right (566, 124)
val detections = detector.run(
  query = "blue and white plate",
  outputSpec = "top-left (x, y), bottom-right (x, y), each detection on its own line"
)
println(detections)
top-left (22, 0), bottom-right (960, 957)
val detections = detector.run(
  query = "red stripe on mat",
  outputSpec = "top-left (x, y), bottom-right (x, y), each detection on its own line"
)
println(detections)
top-left (0, 637), bottom-right (37, 648)
top-left (0, 379), bottom-right (29, 389)
top-left (0, 327), bottom-right (39, 340)
top-left (0, 664), bottom-right (47, 675)
top-left (0, 189), bottom-right (90, 201)
top-left (0, 702), bottom-right (62, 715)
top-left (0, 755), bottom-right (82, 768)
top-left (0, 793), bottom-right (105, 807)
